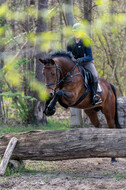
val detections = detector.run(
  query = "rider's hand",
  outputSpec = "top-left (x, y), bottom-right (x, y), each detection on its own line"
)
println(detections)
top-left (76, 57), bottom-right (84, 64)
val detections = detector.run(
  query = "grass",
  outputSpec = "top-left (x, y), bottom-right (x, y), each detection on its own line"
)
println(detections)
top-left (25, 160), bottom-right (59, 173)
top-left (0, 119), bottom-right (70, 136)
top-left (114, 173), bottom-right (126, 179)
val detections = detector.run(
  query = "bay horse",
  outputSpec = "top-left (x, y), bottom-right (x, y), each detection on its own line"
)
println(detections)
top-left (39, 51), bottom-right (120, 131)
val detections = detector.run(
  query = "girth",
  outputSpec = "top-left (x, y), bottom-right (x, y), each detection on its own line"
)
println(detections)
top-left (71, 88), bottom-right (90, 107)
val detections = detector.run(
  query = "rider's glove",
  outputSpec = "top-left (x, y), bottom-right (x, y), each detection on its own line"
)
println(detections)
top-left (76, 57), bottom-right (85, 64)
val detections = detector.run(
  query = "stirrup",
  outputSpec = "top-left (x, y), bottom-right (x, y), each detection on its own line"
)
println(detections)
top-left (95, 98), bottom-right (102, 105)
top-left (92, 94), bottom-right (102, 105)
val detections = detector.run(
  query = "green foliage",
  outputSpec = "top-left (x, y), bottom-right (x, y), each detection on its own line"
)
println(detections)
top-left (0, 92), bottom-right (37, 121)
top-left (0, 3), bottom-right (8, 17)
top-left (0, 54), bottom-right (48, 122)
top-left (0, 158), bottom-right (25, 177)
top-left (0, 119), bottom-right (70, 136)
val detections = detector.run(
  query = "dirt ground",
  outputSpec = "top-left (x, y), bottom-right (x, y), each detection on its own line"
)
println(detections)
top-left (1, 107), bottom-right (126, 190)
top-left (1, 158), bottom-right (126, 190)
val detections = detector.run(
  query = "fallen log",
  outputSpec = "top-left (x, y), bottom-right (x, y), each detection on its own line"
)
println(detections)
top-left (0, 128), bottom-right (126, 161)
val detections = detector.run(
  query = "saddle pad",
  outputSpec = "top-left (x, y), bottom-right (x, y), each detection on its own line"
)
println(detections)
top-left (97, 83), bottom-right (102, 93)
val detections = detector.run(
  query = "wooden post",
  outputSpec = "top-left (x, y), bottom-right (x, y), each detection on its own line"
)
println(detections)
top-left (0, 137), bottom-right (18, 175)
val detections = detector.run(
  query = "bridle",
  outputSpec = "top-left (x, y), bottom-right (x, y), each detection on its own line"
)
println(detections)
top-left (44, 62), bottom-right (62, 95)
top-left (44, 60), bottom-right (82, 95)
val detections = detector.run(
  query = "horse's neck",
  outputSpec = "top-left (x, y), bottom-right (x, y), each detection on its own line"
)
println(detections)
top-left (54, 57), bottom-right (75, 77)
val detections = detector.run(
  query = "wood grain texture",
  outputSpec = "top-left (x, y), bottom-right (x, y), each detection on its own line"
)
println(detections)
top-left (0, 137), bottom-right (18, 175)
top-left (0, 128), bottom-right (126, 161)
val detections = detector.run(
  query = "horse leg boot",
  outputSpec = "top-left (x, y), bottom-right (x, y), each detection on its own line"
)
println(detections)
top-left (48, 90), bottom-right (65, 109)
top-left (43, 94), bottom-right (54, 116)
top-left (91, 81), bottom-right (102, 105)
top-left (45, 90), bottom-right (64, 116)
top-left (44, 95), bottom-right (59, 116)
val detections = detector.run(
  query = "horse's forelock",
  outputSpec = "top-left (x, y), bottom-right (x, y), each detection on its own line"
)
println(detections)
top-left (49, 51), bottom-right (75, 62)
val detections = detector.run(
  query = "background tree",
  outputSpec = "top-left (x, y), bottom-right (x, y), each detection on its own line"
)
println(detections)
top-left (0, 0), bottom-right (48, 124)
top-left (33, 0), bottom-right (48, 124)
top-left (0, 17), bottom-right (5, 119)
top-left (83, 0), bottom-right (92, 23)
top-left (64, 0), bottom-right (83, 127)
top-left (92, 0), bottom-right (126, 96)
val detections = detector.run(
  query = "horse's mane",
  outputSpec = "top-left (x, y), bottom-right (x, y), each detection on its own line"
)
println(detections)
top-left (49, 51), bottom-right (75, 62)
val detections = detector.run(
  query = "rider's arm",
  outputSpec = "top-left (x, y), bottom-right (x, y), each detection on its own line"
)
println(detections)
top-left (66, 44), bottom-right (72, 52)
top-left (83, 46), bottom-right (93, 62)
top-left (78, 46), bottom-right (93, 63)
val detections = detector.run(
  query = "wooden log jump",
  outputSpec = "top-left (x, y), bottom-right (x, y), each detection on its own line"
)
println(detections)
top-left (0, 128), bottom-right (126, 161)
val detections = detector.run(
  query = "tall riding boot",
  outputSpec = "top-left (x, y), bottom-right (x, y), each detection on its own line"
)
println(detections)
top-left (91, 82), bottom-right (102, 105)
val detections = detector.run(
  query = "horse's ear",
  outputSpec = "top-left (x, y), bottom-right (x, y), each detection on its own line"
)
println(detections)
top-left (49, 59), bottom-right (55, 65)
top-left (39, 58), bottom-right (46, 65)
top-left (39, 58), bottom-right (55, 65)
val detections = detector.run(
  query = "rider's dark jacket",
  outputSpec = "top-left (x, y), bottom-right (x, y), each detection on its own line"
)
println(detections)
top-left (66, 37), bottom-right (94, 62)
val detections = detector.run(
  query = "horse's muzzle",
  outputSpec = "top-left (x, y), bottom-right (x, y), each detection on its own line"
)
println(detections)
top-left (43, 106), bottom-right (56, 116)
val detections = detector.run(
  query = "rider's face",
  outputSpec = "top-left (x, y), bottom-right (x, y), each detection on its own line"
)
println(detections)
top-left (73, 30), bottom-right (86, 39)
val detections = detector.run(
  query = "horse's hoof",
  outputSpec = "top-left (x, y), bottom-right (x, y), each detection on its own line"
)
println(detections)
top-left (111, 158), bottom-right (117, 163)
top-left (44, 107), bottom-right (56, 116)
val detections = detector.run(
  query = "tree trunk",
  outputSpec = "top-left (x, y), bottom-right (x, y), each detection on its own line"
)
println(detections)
top-left (33, 0), bottom-right (48, 124)
top-left (64, 0), bottom-right (83, 127)
top-left (0, 128), bottom-right (126, 161)
top-left (83, 0), bottom-right (92, 23)
top-left (0, 16), bottom-right (6, 119)
top-left (64, 0), bottom-right (74, 26)
top-left (70, 109), bottom-right (83, 127)
top-left (82, 0), bottom-right (93, 125)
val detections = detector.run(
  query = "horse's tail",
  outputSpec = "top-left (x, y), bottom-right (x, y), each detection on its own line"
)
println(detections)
top-left (110, 83), bottom-right (121, 128)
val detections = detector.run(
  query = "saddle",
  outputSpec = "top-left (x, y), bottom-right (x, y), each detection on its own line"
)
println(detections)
top-left (79, 66), bottom-right (102, 93)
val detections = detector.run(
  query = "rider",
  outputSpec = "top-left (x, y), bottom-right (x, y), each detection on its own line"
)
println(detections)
top-left (66, 22), bottom-right (102, 105)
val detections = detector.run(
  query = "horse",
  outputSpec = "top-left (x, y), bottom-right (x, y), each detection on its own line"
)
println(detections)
top-left (39, 51), bottom-right (121, 162)
top-left (39, 51), bottom-right (120, 129)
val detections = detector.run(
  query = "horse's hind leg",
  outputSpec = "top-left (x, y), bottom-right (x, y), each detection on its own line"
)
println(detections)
top-left (104, 111), bottom-right (115, 129)
top-left (84, 109), bottom-right (102, 128)
top-left (102, 100), bottom-right (115, 129)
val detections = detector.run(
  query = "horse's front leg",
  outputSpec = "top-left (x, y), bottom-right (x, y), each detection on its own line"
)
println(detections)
top-left (44, 90), bottom-right (65, 116)
top-left (43, 94), bottom-right (54, 115)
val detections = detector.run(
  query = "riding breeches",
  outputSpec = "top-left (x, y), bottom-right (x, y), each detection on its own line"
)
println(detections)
top-left (79, 61), bottom-right (98, 83)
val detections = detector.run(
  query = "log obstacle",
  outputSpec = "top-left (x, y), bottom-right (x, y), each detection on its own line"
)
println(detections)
top-left (0, 128), bottom-right (126, 161)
